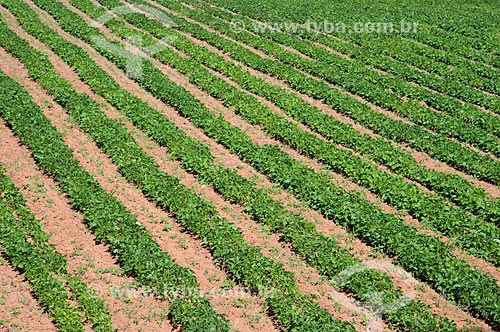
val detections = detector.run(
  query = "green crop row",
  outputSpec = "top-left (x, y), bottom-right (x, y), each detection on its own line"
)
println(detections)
top-left (0, 2), bottom-right (460, 329)
top-left (0, 8), bottom-right (353, 331)
top-left (0, 199), bottom-right (84, 332)
top-left (117, 0), bottom-right (500, 186)
top-left (0, 165), bottom-right (113, 332)
top-left (22, 0), bottom-right (500, 326)
top-left (0, 71), bottom-right (228, 331)
top-left (180, 0), bottom-right (500, 120)
top-left (71, 0), bottom-right (500, 266)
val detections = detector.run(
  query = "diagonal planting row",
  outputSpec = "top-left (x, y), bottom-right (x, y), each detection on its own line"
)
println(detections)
top-left (0, 71), bottom-right (229, 331)
top-left (0, 165), bottom-right (113, 332)
top-left (67, 0), bottom-right (500, 266)
top-left (111, 0), bottom-right (500, 186)
top-left (177, 0), bottom-right (500, 124)
top-left (144, 0), bottom-right (500, 158)
top-left (0, 187), bottom-right (84, 332)
top-left (167, 0), bottom-right (500, 159)
top-left (0, 13), bottom-right (357, 332)
top-left (18, 0), bottom-right (500, 327)
top-left (0, 2), bottom-right (460, 330)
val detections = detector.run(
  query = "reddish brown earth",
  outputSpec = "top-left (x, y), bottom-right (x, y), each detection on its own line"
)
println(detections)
top-left (0, 46), bottom-right (177, 332)
top-left (63, 0), bottom-right (499, 327)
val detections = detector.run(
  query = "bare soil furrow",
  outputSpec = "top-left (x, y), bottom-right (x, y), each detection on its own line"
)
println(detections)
top-left (0, 249), bottom-right (56, 332)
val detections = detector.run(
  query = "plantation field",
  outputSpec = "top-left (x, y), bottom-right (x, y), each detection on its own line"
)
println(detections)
top-left (0, 0), bottom-right (499, 331)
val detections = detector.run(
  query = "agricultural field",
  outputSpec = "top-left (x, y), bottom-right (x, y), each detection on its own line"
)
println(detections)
top-left (0, 0), bottom-right (499, 331)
